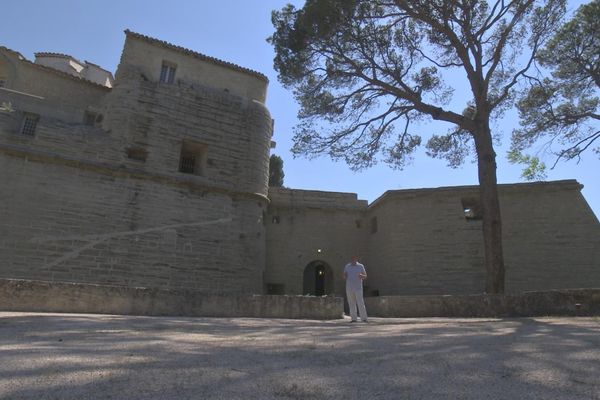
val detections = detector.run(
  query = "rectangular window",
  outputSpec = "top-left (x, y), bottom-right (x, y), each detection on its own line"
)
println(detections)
top-left (179, 154), bottom-right (196, 173)
top-left (178, 139), bottom-right (207, 175)
top-left (0, 78), bottom-right (6, 88)
top-left (159, 62), bottom-right (176, 84)
top-left (126, 147), bottom-right (148, 162)
top-left (20, 113), bottom-right (39, 136)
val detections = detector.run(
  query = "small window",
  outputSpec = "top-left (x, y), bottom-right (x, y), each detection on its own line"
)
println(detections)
top-left (159, 62), bottom-right (176, 84)
top-left (178, 139), bottom-right (207, 175)
top-left (126, 147), bottom-right (148, 162)
top-left (370, 216), bottom-right (378, 234)
top-left (20, 113), bottom-right (39, 136)
top-left (0, 78), bottom-right (6, 88)
top-left (461, 198), bottom-right (482, 220)
top-left (355, 219), bottom-right (362, 229)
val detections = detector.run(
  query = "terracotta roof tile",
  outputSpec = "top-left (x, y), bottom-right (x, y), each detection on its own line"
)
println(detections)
top-left (35, 52), bottom-right (77, 60)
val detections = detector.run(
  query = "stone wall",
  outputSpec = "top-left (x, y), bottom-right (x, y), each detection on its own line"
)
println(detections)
top-left (0, 33), bottom-right (272, 295)
top-left (119, 31), bottom-right (268, 103)
top-left (267, 181), bottom-right (599, 298)
top-left (366, 181), bottom-right (600, 296)
top-left (1, 35), bottom-right (598, 302)
top-left (365, 289), bottom-right (600, 317)
top-left (0, 48), bottom-right (108, 124)
top-left (265, 188), bottom-right (368, 296)
top-left (0, 279), bottom-right (343, 319)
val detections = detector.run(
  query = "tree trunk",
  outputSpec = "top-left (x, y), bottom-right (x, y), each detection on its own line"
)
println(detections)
top-left (474, 123), bottom-right (505, 294)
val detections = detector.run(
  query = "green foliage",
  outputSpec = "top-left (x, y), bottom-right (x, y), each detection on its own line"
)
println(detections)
top-left (512, 0), bottom-right (599, 172)
top-left (269, 154), bottom-right (285, 187)
top-left (507, 150), bottom-right (547, 180)
top-left (270, 0), bottom-right (568, 293)
top-left (269, 0), bottom-right (567, 170)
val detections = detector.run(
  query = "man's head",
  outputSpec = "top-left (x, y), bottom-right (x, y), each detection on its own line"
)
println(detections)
top-left (351, 255), bottom-right (359, 264)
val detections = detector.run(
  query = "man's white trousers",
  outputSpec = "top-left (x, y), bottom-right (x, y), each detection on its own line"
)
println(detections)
top-left (346, 287), bottom-right (368, 321)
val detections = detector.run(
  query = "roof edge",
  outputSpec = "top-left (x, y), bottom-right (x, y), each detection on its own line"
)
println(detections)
top-left (124, 29), bottom-right (269, 83)
top-left (1, 46), bottom-right (111, 90)
top-left (369, 179), bottom-right (582, 209)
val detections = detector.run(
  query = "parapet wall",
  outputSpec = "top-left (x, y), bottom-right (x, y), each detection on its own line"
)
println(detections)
top-left (0, 279), bottom-right (343, 320)
top-left (365, 289), bottom-right (600, 317)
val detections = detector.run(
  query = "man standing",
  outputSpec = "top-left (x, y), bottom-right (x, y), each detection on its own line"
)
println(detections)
top-left (343, 255), bottom-right (368, 323)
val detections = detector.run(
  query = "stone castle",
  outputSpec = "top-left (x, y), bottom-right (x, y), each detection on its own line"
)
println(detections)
top-left (1, 31), bottom-right (599, 300)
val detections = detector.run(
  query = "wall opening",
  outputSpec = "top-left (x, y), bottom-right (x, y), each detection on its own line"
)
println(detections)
top-left (20, 112), bottom-right (39, 136)
top-left (126, 147), bottom-right (148, 162)
top-left (159, 61), bottom-right (177, 84)
top-left (179, 140), bottom-right (208, 176)
top-left (461, 197), bottom-right (482, 220)
top-left (303, 260), bottom-right (333, 296)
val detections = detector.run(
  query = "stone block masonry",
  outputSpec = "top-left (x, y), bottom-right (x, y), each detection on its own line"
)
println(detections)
top-left (0, 32), bottom-right (272, 295)
top-left (0, 279), bottom-right (343, 319)
top-left (2, 31), bottom-right (599, 305)
top-left (0, 156), bottom-right (265, 293)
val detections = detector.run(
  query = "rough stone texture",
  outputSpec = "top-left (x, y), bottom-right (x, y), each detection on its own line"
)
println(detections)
top-left (267, 182), bottom-right (600, 297)
top-left (0, 34), bottom-right (272, 295)
top-left (0, 279), bottom-right (342, 319)
top-left (365, 288), bottom-right (600, 318)
top-left (2, 278), bottom-right (598, 319)
top-left (366, 181), bottom-right (600, 295)
top-left (1, 34), bottom-right (599, 302)
top-left (1, 312), bottom-right (599, 400)
top-left (265, 188), bottom-right (368, 296)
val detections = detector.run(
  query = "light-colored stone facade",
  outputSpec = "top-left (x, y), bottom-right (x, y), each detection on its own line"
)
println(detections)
top-left (1, 31), bottom-right (599, 298)
top-left (1, 31), bottom-right (271, 294)
top-left (265, 182), bottom-right (600, 297)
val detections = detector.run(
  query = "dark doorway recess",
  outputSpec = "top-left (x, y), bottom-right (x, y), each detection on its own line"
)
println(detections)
top-left (303, 260), bottom-right (333, 296)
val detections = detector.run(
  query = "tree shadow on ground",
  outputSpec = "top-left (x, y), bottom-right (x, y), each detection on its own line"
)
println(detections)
top-left (0, 313), bottom-right (599, 400)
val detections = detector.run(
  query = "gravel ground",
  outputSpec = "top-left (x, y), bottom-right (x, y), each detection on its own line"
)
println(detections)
top-left (0, 312), bottom-right (599, 400)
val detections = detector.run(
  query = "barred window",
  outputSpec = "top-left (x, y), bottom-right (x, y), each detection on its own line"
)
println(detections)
top-left (159, 62), bottom-right (176, 84)
top-left (178, 140), bottom-right (207, 176)
top-left (179, 154), bottom-right (196, 174)
top-left (20, 113), bottom-right (39, 136)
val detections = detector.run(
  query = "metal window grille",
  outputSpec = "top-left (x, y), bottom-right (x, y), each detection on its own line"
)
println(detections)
top-left (179, 155), bottom-right (196, 174)
top-left (21, 114), bottom-right (39, 136)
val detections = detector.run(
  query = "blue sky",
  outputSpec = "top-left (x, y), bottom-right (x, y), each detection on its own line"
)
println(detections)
top-left (2, 0), bottom-right (598, 218)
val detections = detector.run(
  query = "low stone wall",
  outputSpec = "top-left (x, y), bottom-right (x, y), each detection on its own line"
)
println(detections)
top-left (0, 279), bottom-right (343, 320)
top-left (365, 289), bottom-right (600, 317)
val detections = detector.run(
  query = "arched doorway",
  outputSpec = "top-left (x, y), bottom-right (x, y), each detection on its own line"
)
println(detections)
top-left (303, 260), bottom-right (334, 296)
